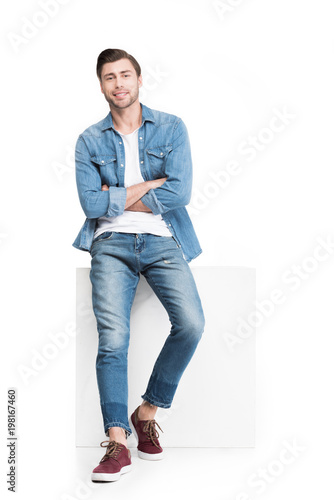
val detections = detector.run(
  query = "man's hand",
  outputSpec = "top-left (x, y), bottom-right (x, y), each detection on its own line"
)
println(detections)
top-left (101, 184), bottom-right (109, 191)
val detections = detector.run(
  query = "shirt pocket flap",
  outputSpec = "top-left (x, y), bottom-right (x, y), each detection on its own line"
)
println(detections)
top-left (91, 155), bottom-right (117, 166)
top-left (146, 145), bottom-right (173, 158)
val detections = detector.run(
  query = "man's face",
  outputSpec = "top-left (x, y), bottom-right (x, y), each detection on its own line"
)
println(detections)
top-left (99, 58), bottom-right (142, 110)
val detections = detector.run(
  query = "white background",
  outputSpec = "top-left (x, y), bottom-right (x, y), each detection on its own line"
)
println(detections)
top-left (1, 0), bottom-right (334, 499)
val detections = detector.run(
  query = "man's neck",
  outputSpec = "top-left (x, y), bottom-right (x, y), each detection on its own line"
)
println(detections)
top-left (110, 100), bottom-right (142, 135)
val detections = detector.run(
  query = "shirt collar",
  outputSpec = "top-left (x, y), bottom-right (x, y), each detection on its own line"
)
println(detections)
top-left (101, 102), bottom-right (155, 131)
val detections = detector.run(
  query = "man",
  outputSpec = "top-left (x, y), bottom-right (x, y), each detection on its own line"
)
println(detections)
top-left (73, 48), bottom-right (205, 482)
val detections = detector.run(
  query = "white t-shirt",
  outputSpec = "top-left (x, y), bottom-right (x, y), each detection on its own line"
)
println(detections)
top-left (94, 128), bottom-right (172, 239)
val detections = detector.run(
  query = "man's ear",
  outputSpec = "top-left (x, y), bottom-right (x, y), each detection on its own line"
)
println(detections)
top-left (138, 75), bottom-right (143, 88)
top-left (99, 80), bottom-right (104, 94)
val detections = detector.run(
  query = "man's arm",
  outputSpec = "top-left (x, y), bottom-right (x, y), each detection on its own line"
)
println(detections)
top-left (140, 118), bottom-right (193, 215)
top-left (102, 188), bottom-right (153, 212)
top-left (75, 135), bottom-right (165, 219)
top-left (75, 136), bottom-right (125, 219)
top-left (125, 200), bottom-right (152, 212)
top-left (101, 178), bottom-right (167, 213)
top-left (125, 181), bottom-right (159, 209)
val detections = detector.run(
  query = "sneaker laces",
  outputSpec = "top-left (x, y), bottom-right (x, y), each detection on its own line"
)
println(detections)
top-left (99, 440), bottom-right (123, 463)
top-left (142, 420), bottom-right (164, 448)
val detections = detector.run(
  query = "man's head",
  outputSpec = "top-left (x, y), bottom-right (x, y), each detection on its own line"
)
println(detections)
top-left (97, 49), bottom-right (142, 110)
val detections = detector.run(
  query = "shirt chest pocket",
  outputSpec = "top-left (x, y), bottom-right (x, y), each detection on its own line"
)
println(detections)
top-left (145, 145), bottom-right (173, 177)
top-left (90, 155), bottom-right (118, 186)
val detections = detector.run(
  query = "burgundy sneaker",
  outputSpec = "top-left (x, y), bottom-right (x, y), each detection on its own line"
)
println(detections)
top-left (130, 406), bottom-right (164, 460)
top-left (91, 440), bottom-right (132, 482)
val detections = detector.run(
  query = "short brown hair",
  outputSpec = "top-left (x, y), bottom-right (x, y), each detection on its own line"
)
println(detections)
top-left (96, 48), bottom-right (141, 80)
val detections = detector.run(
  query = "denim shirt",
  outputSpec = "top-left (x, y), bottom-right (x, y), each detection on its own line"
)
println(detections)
top-left (72, 103), bottom-right (202, 262)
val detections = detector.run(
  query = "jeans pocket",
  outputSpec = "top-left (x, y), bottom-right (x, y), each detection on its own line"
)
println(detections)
top-left (93, 231), bottom-right (114, 244)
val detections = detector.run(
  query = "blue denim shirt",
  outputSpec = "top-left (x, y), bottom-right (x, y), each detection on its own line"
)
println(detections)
top-left (73, 103), bottom-right (202, 262)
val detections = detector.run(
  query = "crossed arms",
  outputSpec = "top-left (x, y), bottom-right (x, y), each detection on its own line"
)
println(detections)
top-left (101, 178), bottom-right (167, 213)
top-left (75, 118), bottom-right (193, 219)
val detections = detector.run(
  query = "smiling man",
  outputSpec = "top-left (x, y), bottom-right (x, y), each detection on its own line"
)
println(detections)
top-left (73, 48), bottom-right (205, 483)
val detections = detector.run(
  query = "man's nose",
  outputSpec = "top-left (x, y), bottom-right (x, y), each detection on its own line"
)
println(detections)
top-left (115, 78), bottom-right (124, 88)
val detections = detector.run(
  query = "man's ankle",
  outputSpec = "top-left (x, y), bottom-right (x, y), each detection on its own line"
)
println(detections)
top-left (108, 427), bottom-right (127, 446)
top-left (138, 401), bottom-right (158, 420)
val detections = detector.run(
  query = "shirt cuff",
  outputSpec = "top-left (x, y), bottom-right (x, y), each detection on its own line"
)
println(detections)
top-left (107, 186), bottom-right (127, 217)
top-left (141, 189), bottom-right (165, 215)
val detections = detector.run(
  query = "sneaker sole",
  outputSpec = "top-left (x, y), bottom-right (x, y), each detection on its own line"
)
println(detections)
top-left (129, 417), bottom-right (164, 461)
top-left (91, 464), bottom-right (132, 482)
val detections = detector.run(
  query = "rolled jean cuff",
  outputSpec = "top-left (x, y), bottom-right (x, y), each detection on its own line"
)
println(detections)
top-left (141, 393), bottom-right (172, 408)
top-left (141, 391), bottom-right (172, 408)
top-left (104, 421), bottom-right (131, 438)
top-left (141, 376), bottom-right (178, 408)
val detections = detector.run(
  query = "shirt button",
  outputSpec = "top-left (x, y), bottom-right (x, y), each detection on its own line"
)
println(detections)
top-left (121, 163), bottom-right (124, 167)
top-left (141, 161), bottom-right (144, 164)
top-left (101, 160), bottom-right (104, 163)
top-left (160, 152), bottom-right (163, 156)
top-left (139, 137), bottom-right (143, 140)
top-left (169, 224), bottom-right (171, 226)
top-left (119, 141), bottom-right (122, 144)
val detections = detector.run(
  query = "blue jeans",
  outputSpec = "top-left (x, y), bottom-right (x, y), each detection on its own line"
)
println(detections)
top-left (89, 231), bottom-right (205, 437)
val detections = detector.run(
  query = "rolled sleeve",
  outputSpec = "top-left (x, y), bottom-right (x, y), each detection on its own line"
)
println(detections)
top-left (106, 186), bottom-right (127, 217)
top-left (141, 189), bottom-right (165, 215)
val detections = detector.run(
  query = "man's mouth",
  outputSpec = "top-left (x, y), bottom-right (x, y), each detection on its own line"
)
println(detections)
top-left (113, 92), bottom-right (128, 98)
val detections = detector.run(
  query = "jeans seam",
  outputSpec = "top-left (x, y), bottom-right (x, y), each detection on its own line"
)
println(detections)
top-left (143, 270), bottom-right (176, 326)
